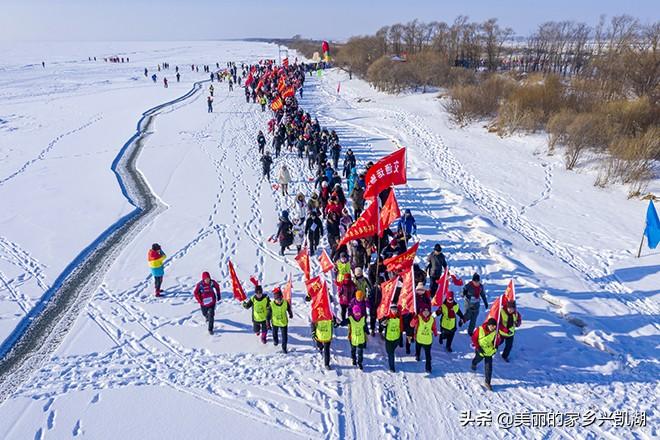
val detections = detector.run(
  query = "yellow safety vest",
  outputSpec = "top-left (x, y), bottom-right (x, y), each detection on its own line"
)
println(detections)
top-left (271, 301), bottom-right (289, 327)
top-left (336, 261), bottom-right (351, 283)
top-left (252, 296), bottom-right (269, 322)
top-left (385, 317), bottom-right (401, 342)
top-left (478, 326), bottom-right (497, 357)
top-left (440, 303), bottom-right (459, 331)
top-left (416, 315), bottom-right (434, 345)
top-left (316, 320), bottom-right (333, 342)
top-left (348, 316), bottom-right (366, 346)
top-left (499, 309), bottom-right (516, 337)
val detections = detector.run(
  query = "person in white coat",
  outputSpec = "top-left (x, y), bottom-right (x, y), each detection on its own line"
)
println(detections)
top-left (278, 164), bottom-right (292, 196)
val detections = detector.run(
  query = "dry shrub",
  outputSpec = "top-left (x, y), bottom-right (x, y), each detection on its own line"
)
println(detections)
top-left (603, 98), bottom-right (656, 136)
top-left (498, 74), bottom-right (565, 133)
top-left (445, 75), bottom-right (515, 125)
top-left (563, 112), bottom-right (612, 170)
top-left (546, 109), bottom-right (577, 153)
top-left (367, 56), bottom-right (415, 93)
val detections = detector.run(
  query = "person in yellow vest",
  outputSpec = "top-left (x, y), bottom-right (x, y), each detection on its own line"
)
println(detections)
top-left (471, 317), bottom-right (499, 391)
top-left (499, 300), bottom-right (522, 362)
top-left (347, 305), bottom-right (366, 370)
top-left (243, 285), bottom-right (271, 344)
top-left (380, 303), bottom-right (403, 372)
top-left (435, 291), bottom-right (466, 352)
top-left (270, 287), bottom-right (293, 353)
top-left (312, 316), bottom-right (337, 370)
top-left (411, 305), bottom-right (438, 373)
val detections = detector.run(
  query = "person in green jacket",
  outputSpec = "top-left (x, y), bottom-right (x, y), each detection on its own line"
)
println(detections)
top-left (270, 287), bottom-right (293, 353)
top-left (243, 285), bottom-right (271, 344)
top-left (347, 305), bottom-right (367, 370)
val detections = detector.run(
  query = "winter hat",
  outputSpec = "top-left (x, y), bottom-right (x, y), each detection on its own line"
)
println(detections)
top-left (506, 300), bottom-right (516, 309)
top-left (322, 181), bottom-right (328, 188)
top-left (415, 283), bottom-right (426, 294)
top-left (202, 271), bottom-right (211, 280)
top-left (255, 286), bottom-right (264, 295)
top-left (354, 267), bottom-right (363, 277)
top-left (405, 209), bottom-right (411, 215)
top-left (487, 318), bottom-right (497, 327)
top-left (273, 287), bottom-right (283, 299)
top-left (390, 239), bottom-right (398, 246)
top-left (472, 273), bottom-right (481, 282)
top-left (340, 252), bottom-right (348, 260)
top-left (352, 305), bottom-right (363, 317)
top-left (355, 290), bottom-right (365, 301)
top-left (446, 291), bottom-right (455, 302)
top-left (434, 244), bottom-right (442, 252)
top-left (152, 243), bottom-right (161, 251)
top-left (281, 210), bottom-right (289, 219)
top-left (390, 303), bottom-right (398, 310)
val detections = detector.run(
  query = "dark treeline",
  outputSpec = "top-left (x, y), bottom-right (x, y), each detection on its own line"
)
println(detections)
top-left (288, 15), bottom-right (659, 197)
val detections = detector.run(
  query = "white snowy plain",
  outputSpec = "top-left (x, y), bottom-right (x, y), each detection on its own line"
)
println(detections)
top-left (0, 41), bottom-right (658, 440)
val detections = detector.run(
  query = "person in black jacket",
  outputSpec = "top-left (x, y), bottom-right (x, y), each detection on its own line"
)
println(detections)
top-left (261, 151), bottom-right (273, 180)
top-left (276, 211), bottom-right (293, 256)
top-left (305, 211), bottom-right (324, 254)
top-left (462, 273), bottom-right (488, 336)
top-left (257, 130), bottom-right (266, 154)
top-left (426, 244), bottom-right (448, 296)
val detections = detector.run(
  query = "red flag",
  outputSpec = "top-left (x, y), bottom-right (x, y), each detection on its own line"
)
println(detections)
top-left (306, 277), bottom-right (332, 323)
top-left (282, 57), bottom-right (289, 68)
top-left (322, 41), bottom-right (330, 55)
top-left (283, 274), bottom-right (292, 303)
top-left (270, 96), bottom-right (283, 111)
top-left (485, 279), bottom-right (516, 322)
top-left (338, 201), bottom-right (378, 248)
top-left (295, 247), bottom-right (311, 281)
top-left (377, 276), bottom-right (398, 320)
top-left (245, 72), bottom-right (254, 88)
top-left (228, 260), bottom-right (247, 301)
top-left (319, 249), bottom-right (334, 273)
top-left (397, 269), bottom-right (415, 315)
top-left (282, 86), bottom-right (295, 98)
top-left (383, 242), bottom-right (419, 273)
top-left (504, 279), bottom-right (516, 304)
top-left (364, 148), bottom-right (407, 199)
top-left (379, 188), bottom-right (401, 236)
top-left (431, 270), bottom-right (449, 306)
top-left (256, 79), bottom-right (264, 91)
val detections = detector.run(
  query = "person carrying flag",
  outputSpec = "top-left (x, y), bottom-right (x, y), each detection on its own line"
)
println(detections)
top-left (435, 291), bottom-right (466, 352)
top-left (471, 317), bottom-right (499, 391)
top-left (243, 285), bottom-right (271, 344)
top-left (499, 300), bottom-right (522, 362)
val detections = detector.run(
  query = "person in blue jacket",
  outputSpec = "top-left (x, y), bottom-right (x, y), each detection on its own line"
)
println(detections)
top-left (397, 209), bottom-right (417, 240)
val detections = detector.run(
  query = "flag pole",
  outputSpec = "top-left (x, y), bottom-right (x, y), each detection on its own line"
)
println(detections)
top-left (637, 231), bottom-right (645, 258)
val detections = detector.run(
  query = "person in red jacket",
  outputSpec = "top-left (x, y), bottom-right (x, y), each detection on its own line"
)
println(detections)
top-left (193, 272), bottom-right (221, 335)
top-left (499, 300), bottom-right (522, 362)
top-left (471, 317), bottom-right (500, 390)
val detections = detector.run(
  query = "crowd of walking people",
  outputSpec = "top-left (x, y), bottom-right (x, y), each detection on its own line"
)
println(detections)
top-left (146, 57), bottom-right (521, 390)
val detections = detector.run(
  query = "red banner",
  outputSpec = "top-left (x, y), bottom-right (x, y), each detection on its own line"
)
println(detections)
top-left (364, 148), bottom-right (407, 199)
top-left (295, 247), bottom-right (311, 281)
top-left (383, 242), bottom-right (419, 273)
top-left (282, 58), bottom-right (289, 68)
top-left (338, 201), bottom-right (378, 247)
top-left (306, 276), bottom-right (332, 323)
top-left (228, 260), bottom-right (247, 301)
top-left (282, 86), bottom-right (295, 98)
top-left (379, 188), bottom-right (401, 236)
top-left (377, 276), bottom-right (399, 320)
top-left (271, 96), bottom-right (283, 111)
top-left (283, 274), bottom-right (292, 303)
top-left (397, 268), bottom-right (416, 315)
top-left (319, 249), bottom-right (335, 273)
top-left (431, 269), bottom-right (449, 306)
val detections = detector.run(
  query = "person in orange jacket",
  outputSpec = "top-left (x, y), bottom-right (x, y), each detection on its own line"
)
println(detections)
top-left (411, 305), bottom-right (438, 373)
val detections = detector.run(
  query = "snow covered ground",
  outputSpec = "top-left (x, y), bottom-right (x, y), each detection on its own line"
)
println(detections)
top-left (0, 41), bottom-right (658, 439)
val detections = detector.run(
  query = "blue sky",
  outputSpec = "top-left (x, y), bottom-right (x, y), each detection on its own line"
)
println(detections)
top-left (1, 0), bottom-right (658, 41)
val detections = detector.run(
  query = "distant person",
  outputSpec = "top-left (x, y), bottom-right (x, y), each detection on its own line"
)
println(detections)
top-left (147, 243), bottom-right (166, 297)
top-left (207, 96), bottom-right (213, 113)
